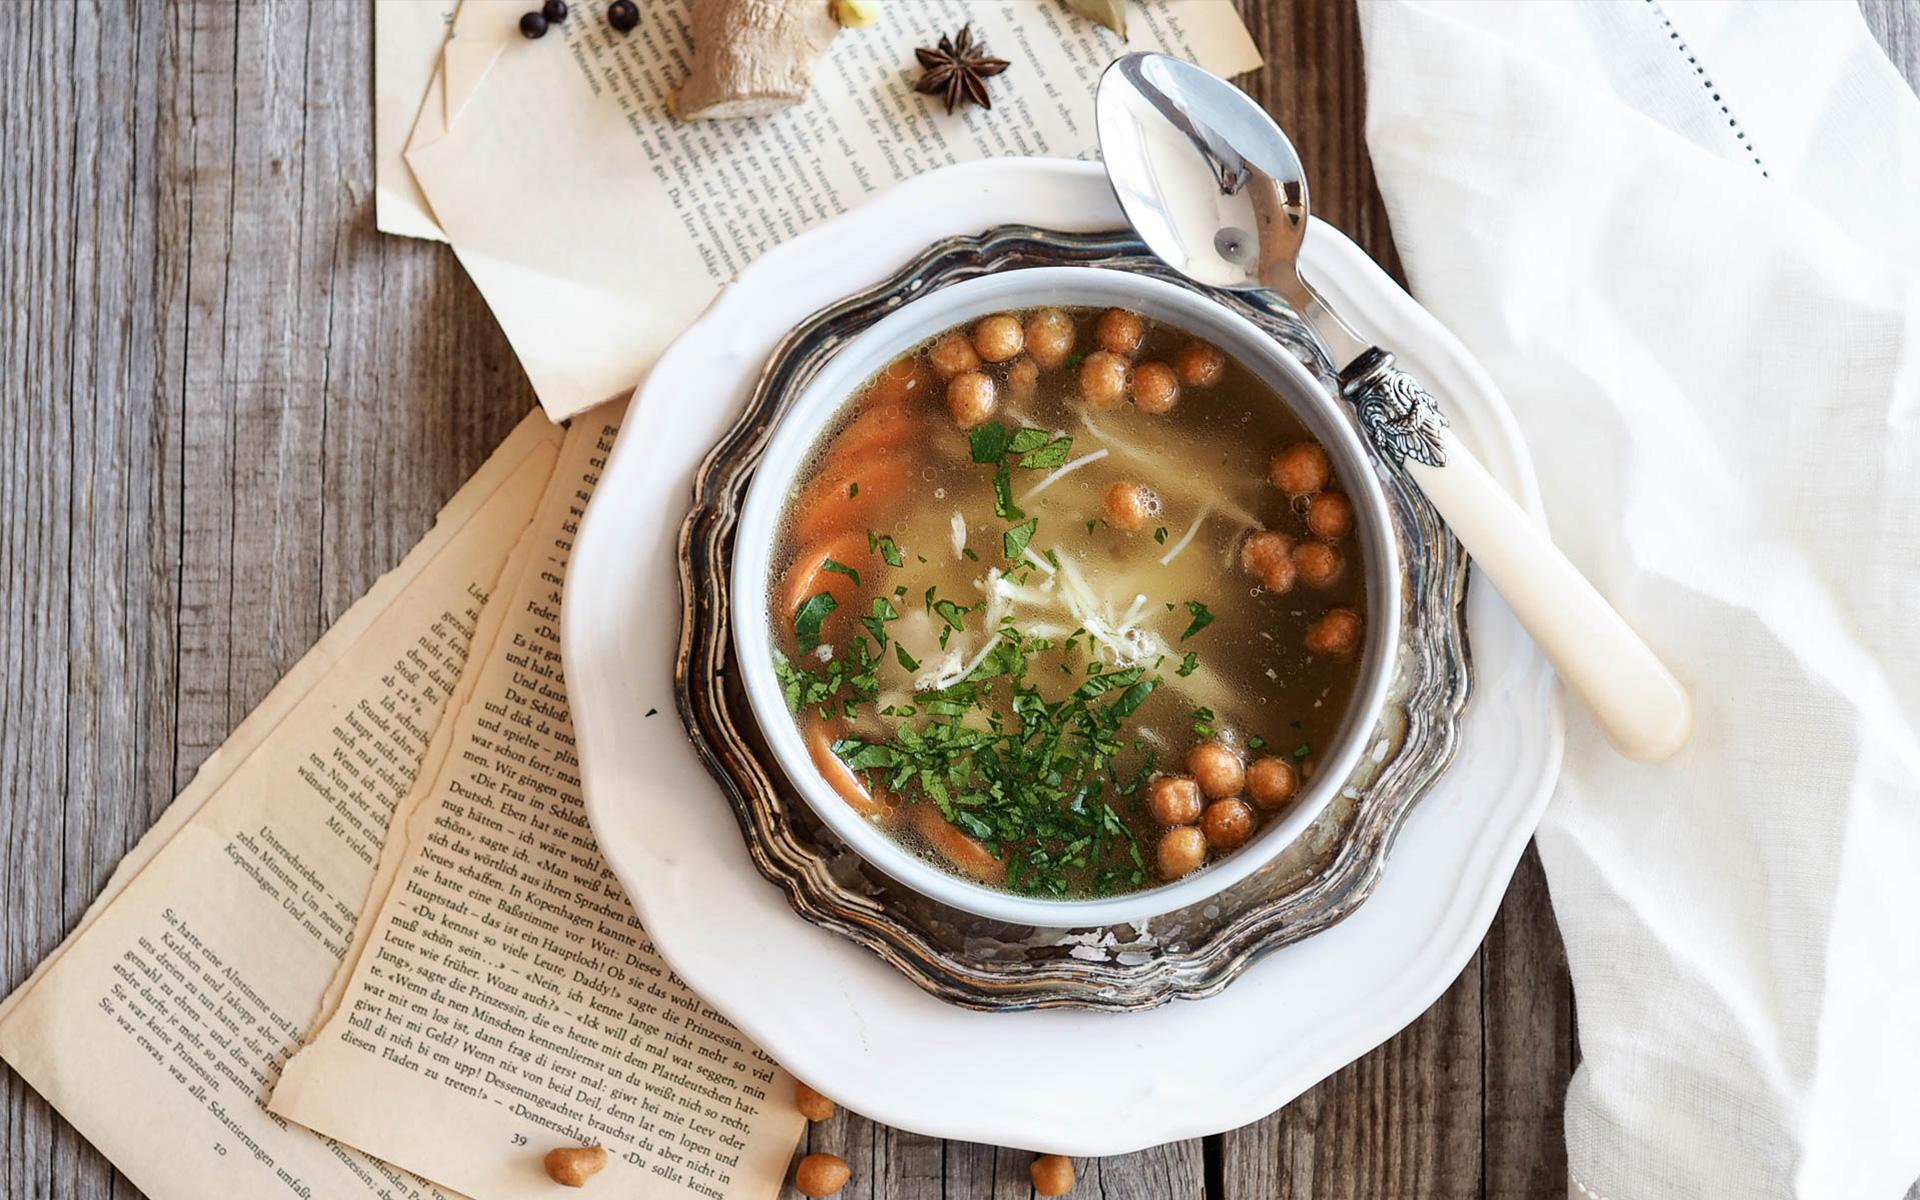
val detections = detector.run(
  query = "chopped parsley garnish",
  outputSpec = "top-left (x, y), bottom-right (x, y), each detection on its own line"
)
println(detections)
top-left (1180, 600), bottom-right (1215, 641)
top-left (1190, 706), bottom-right (1216, 737)
top-left (1008, 426), bottom-right (1053, 456)
top-left (1248, 734), bottom-right (1266, 750)
top-left (962, 546), bottom-right (979, 561)
top-left (832, 627), bottom-right (1163, 897)
top-left (1086, 519), bottom-right (1097, 535)
top-left (1017, 435), bottom-right (1073, 470)
top-left (933, 598), bottom-right (969, 631)
top-left (868, 531), bottom-right (905, 567)
top-left (1176, 651), bottom-right (1199, 677)
top-left (1293, 743), bottom-right (1312, 759)
top-left (821, 557), bottom-right (860, 587)
top-left (992, 463), bottom-right (1024, 521)
top-left (1003, 518), bottom-right (1038, 561)
top-left (896, 643), bottom-right (920, 671)
top-left (970, 422), bottom-right (1012, 464)
top-left (859, 595), bottom-right (899, 650)
top-left (793, 592), bottom-right (836, 655)
top-left (848, 481), bottom-right (859, 498)
top-left (1065, 350), bottom-right (1086, 369)
top-left (773, 642), bottom-right (878, 721)
top-left (1154, 527), bottom-right (1168, 544)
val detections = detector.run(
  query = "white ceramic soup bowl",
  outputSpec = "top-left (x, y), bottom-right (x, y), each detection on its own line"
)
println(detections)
top-left (732, 267), bottom-right (1401, 928)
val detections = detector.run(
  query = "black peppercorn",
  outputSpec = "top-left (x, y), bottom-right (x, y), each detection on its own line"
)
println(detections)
top-left (607, 0), bottom-right (639, 33)
top-left (519, 10), bottom-right (549, 37)
top-left (542, 0), bottom-right (568, 22)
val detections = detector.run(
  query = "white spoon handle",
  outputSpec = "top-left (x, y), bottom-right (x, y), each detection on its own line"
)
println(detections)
top-left (1339, 350), bottom-right (1692, 763)
top-left (1407, 430), bottom-right (1691, 762)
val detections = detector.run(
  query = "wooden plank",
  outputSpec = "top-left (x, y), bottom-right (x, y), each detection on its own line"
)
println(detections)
top-left (1861, 0), bottom-right (1918, 85)
top-left (1481, 847), bottom-right (1573, 1199)
top-left (1220, 968), bottom-right (1483, 1200)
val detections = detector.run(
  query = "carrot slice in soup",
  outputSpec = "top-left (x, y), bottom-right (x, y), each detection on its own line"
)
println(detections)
top-left (805, 718), bottom-right (898, 824)
top-left (863, 357), bottom-right (936, 410)
top-left (779, 530), bottom-right (870, 624)
top-left (789, 454), bottom-right (914, 548)
top-left (910, 803), bottom-right (1007, 886)
top-left (827, 401), bottom-right (919, 466)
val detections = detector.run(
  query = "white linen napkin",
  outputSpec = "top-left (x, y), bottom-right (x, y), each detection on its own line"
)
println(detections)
top-left (1355, 2), bottom-right (1920, 1196)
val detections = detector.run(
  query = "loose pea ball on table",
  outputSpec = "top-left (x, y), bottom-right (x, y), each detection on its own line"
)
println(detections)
top-left (1130, 361), bottom-right (1180, 415)
top-left (543, 1145), bottom-right (607, 1187)
top-left (1157, 824), bottom-right (1208, 879)
top-left (1095, 308), bottom-right (1144, 356)
top-left (1146, 775), bottom-right (1203, 826)
top-left (1186, 741), bottom-right (1245, 799)
top-left (1078, 349), bottom-right (1130, 410)
top-left (946, 371), bottom-right (997, 429)
top-left (972, 313), bottom-right (1024, 363)
top-left (794, 1080), bottom-right (835, 1122)
top-left (1031, 1154), bottom-right (1076, 1197)
top-left (1270, 441), bottom-right (1332, 497)
top-left (796, 1153), bottom-right (851, 1198)
top-left (1025, 308), bottom-right (1076, 368)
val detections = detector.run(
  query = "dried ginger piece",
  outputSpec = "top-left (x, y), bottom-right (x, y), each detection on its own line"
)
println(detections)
top-left (671, 0), bottom-right (842, 120)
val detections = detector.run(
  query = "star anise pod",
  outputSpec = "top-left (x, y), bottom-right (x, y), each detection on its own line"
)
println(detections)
top-left (914, 25), bottom-right (1010, 114)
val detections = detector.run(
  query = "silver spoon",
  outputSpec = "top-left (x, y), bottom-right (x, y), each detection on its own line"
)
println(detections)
top-left (1096, 52), bottom-right (1691, 763)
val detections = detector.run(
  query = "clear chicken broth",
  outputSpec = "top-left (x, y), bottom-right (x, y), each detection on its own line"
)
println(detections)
top-left (766, 305), bottom-right (1366, 898)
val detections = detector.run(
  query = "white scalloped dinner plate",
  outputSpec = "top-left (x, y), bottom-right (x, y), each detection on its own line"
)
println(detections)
top-left (564, 159), bottom-right (1564, 1155)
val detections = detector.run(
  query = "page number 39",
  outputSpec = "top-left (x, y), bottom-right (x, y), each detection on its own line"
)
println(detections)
top-left (511, 1133), bottom-right (529, 1146)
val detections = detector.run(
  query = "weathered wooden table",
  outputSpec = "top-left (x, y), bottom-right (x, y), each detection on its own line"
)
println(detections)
top-left (4, 4), bottom-right (1912, 1198)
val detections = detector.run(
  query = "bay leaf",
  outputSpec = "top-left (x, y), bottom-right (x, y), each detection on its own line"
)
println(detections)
top-left (1063, 0), bottom-right (1128, 39)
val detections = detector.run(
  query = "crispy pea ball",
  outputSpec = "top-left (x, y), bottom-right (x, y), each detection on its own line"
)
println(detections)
top-left (1025, 308), bottom-right (1077, 369)
top-left (1095, 308), bottom-right (1145, 356)
top-left (928, 330), bottom-right (981, 378)
top-left (1240, 530), bottom-right (1296, 593)
top-left (1186, 740), bottom-right (1245, 799)
top-left (1104, 481), bottom-right (1158, 532)
top-left (1078, 349), bottom-right (1130, 410)
top-left (1031, 1155), bottom-right (1076, 1198)
top-left (794, 1081), bottom-right (835, 1122)
top-left (1246, 756), bottom-right (1299, 810)
top-left (1306, 491), bottom-right (1354, 539)
top-left (1175, 340), bottom-right (1226, 388)
top-left (1146, 775), bottom-right (1203, 826)
top-left (1305, 608), bottom-right (1364, 659)
top-left (1130, 361), bottom-right (1180, 415)
top-left (1293, 540), bottom-right (1344, 589)
top-left (795, 1153), bottom-right (852, 1198)
top-left (1201, 797), bottom-right (1254, 851)
top-left (1006, 356), bottom-right (1039, 401)
top-left (544, 1146), bottom-right (608, 1187)
top-left (1157, 825), bottom-right (1209, 880)
top-left (946, 370), bottom-right (997, 429)
top-left (972, 313), bottom-right (1025, 363)
top-left (1270, 441), bottom-right (1332, 497)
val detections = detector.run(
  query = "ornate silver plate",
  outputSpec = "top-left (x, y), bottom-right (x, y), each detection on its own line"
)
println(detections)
top-left (675, 226), bottom-right (1470, 1012)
